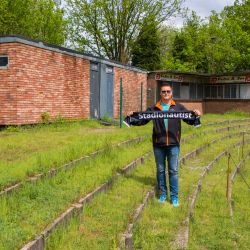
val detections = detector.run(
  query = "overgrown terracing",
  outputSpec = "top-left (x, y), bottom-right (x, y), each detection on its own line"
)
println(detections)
top-left (40, 132), bottom-right (250, 250)
top-left (0, 113), bottom-right (250, 189)
top-left (1, 116), bottom-right (250, 191)
top-left (1, 112), bottom-right (250, 250)
top-left (131, 134), bottom-right (250, 249)
top-left (230, 155), bottom-right (250, 248)
top-left (187, 146), bottom-right (250, 249)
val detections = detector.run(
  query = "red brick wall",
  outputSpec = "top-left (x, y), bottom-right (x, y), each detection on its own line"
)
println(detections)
top-left (0, 43), bottom-right (18, 124)
top-left (174, 100), bottom-right (250, 115)
top-left (114, 68), bottom-right (147, 118)
top-left (204, 100), bottom-right (250, 114)
top-left (147, 73), bottom-right (157, 107)
top-left (0, 43), bottom-right (90, 125)
top-left (175, 100), bottom-right (204, 114)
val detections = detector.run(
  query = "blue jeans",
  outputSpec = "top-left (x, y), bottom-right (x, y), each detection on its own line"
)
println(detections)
top-left (153, 146), bottom-right (180, 200)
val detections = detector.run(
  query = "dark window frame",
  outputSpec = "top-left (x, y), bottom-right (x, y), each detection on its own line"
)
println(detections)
top-left (0, 55), bottom-right (9, 69)
top-left (205, 84), bottom-right (240, 99)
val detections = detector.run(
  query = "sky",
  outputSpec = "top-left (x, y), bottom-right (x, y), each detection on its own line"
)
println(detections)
top-left (171, 0), bottom-right (235, 28)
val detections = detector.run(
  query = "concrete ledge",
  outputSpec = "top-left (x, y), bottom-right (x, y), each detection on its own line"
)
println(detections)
top-left (205, 118), bottom-right (250, 126)
top-left (134, 204), bottom-right (144, 223)
top-left (20, 235), bottom-right (44, 250)
top-left (120, 157), bottom-right (143, 175)
top-left (145, 151), bottom-right (154, 158)
top-left (119, 189), bottom-right (155, 250)
top-left (141, 156), bottom-right (145, 165)
top-left (22, 154), bottom-right (145, 250)
top-left (0, 183), bottom-right (22, 197)
top-left (91, 151), bottom-right (99, 160)
top-left (190, 187), bottom-right (199, 209)
top-left (42, 207), bottom-right (75, 238)
top-left (179, 137), bottom-right (250, 248)
top-left (21, 207), bottom-right (76, 250)
top-left (231, 150), bottom-right (250, 183)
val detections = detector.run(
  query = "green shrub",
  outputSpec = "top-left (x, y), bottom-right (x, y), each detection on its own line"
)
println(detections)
top-left (102, 113), bottom-right (115, 122)
top-left (41, 112), bottom-right (50, 123)
top-left (224, 109), bottom-right (250, 117)
top-left (6, 126), bottom-right (20, 132)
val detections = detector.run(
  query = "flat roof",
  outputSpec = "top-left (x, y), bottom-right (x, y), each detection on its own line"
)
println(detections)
top-left (0, 34), bottom-right (148, 74)
top-left (150, 69), bottom-right (250, 77)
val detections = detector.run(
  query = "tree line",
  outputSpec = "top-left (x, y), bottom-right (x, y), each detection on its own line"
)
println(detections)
top-left (0, 0), bottom-right (67, 45)
top-left (1, 0), bottom-right (250, 73)
top-left (163, 0), bottom-right (250, 73)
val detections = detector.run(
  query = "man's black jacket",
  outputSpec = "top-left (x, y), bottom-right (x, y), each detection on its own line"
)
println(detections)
top-left (130, 99), bottom-right (195, 147)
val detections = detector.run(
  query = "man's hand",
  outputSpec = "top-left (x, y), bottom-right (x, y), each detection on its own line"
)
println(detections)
top-left (127, 111), bottom-right (134, 116)
top-left (194, 110), bottom-right (201, 116)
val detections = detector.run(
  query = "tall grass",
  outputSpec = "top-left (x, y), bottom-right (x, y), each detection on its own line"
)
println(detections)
top-left (0, 121), bottom-right (153, 189)
top-left (1, 116), bottom-right (249, 190)
top-left (0, 138), bottom-right (152, 250)
top-left (199, 109), bottom-right (250, 124)
top-left (44, 158), bottom-right (157, 250)
top-left (188, 143), bottom-right (250, 249)
top-left (230, 157), bottom-right (250, 249)
top-left (132, 139), bottom-right (250, 249)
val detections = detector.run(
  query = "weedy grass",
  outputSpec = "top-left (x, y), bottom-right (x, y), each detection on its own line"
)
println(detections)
top-left (179, 126), bottom-right (250, 157)
top-left (181, 118), bottom-right (250, 137)
top-left (0, 120), bottom-right (153, 190)
top-left (1, 114), bottom-right (250, 249)
top-left (1, 116), bottom-right (249, 190)
top-left (230, 156), bottom-right (250, 249)
top-left (188, 143), bottom-right (250, 250)
top-left (44, 157), bottom-right (157, 250)
top-left (200, 109), bottom-right (250, 124)
top-left (133, 137), bottom-right (250, 249)
top-left (0, 138), bottom-right (152, 250)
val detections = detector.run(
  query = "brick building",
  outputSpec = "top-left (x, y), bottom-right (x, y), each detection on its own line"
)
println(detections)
top-left (148, 70), bottom-right (250, 114)
top-left (0, 35), bottom-right (147, 125)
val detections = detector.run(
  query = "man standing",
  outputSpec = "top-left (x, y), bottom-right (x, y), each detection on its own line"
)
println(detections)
top-left (127, 83), bottom-right (201, 207)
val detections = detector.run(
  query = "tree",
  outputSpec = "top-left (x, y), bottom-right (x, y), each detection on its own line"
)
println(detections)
top-left (0, 0), bottom-right (68, 45)
top-left (222, 0), bottom-right (250, 71)
top-left (131, 22), bottom-right (161, 71)
top-left (162, 1), bottom-right (250, 73)
top-left (67, 0), bottom-right (185, 63)
top-left (158, 23), bottom-right (177, 60)
top-left (162, 11), bottom-right (209, 72)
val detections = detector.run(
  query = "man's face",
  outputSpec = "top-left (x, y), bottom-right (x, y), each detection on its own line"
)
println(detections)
top-left (160, 86), bottom-right (172, 100)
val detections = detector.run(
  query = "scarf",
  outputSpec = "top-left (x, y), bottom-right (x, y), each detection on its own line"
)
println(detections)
top-left (123, 111), bottom-right (201, 128)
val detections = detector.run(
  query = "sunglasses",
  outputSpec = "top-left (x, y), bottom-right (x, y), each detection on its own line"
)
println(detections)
top-left (161, 90), bottom-right (171, 94)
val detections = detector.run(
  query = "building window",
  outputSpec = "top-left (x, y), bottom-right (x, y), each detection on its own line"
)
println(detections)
top-left (205, 85), bottom-right (211, 98)
top-left (172, 82), bottom-right (180, 99)
top-left (240, 84), bottom-right (250, 98)
top-left (0, 55), bottom-right (9, 69)
top-left (205, 84), bottom-right (240, 99)
top-left (224, 85), bottom-right (230, 98)
top-left (189, 83), bottom-right (203, 99)
top-left (211, 85), bottom-right (217, 98)
top-left (162, 81), bottom-right (204, 99)
top-left (180, 83), bottom-right (189, 99)
top-left (218, 85), bottom-right (224, 98)
top-left (197, 84), bottom-right (203, 99)
top-left (231, 85), bottom-right (237, 98)
top-left (190, 83), bottom-right (196, 99)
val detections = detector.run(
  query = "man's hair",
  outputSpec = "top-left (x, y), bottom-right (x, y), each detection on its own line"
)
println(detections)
top-left (161, 82), bottom-right (172, 90)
